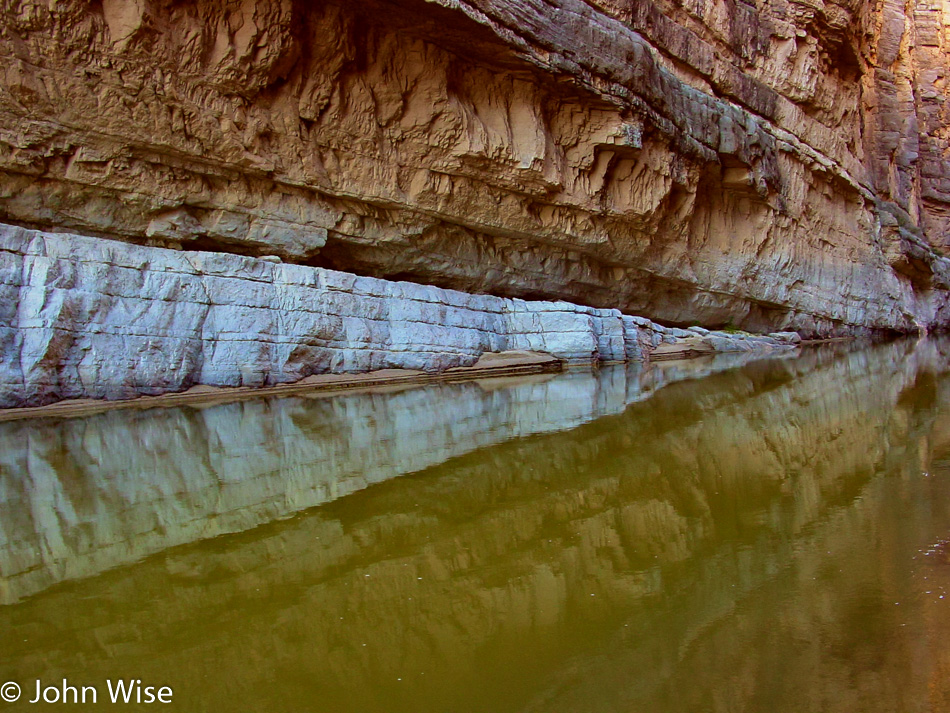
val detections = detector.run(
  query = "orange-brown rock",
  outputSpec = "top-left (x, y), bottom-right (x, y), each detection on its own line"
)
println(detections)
top-left (1, 0), bottom-right (950, 336)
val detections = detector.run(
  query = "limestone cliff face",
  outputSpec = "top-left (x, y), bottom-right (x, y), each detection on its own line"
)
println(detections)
top-left (1, 0), bottom-right (949, 337)
top-left (0, 223), bottom-right (799, 407)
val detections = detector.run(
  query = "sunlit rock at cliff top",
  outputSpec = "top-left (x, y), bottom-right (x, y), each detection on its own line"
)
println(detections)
top-left (1, 0), bottom-right (950, 336)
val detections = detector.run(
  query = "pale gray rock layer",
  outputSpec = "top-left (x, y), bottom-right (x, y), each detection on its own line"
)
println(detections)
top-left (0, 223), bottom-right (798, 408)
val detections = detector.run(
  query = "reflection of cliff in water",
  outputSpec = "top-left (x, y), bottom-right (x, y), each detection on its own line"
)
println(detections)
top-left (3, 339), bottom-right (950, 713)
top-left (0, 348), bottom-right (793, 604)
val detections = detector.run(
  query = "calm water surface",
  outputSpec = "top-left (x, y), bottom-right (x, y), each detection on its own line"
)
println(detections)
top-left (3, 340), bottom-right (950, 712)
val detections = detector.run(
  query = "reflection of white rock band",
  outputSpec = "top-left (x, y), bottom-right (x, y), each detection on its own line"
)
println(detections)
top-left (0, 344), bottom-right (796, 605)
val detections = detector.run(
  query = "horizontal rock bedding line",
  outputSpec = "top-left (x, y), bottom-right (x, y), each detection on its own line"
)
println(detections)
top-left (0, 223), bottom-right (801, 408)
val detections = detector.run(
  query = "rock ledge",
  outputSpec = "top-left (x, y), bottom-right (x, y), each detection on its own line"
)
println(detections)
top-left (1, 224), bottom-right (799, 408)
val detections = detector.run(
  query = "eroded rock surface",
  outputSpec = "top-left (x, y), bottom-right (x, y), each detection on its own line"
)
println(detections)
top-left (0, 223), bottom-right (798, 407)
top-left (1, 0), bottom-right (950, 337)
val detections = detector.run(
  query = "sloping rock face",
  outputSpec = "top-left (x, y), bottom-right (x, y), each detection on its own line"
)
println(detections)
top-left (1, 0), bottom-right (949, 337)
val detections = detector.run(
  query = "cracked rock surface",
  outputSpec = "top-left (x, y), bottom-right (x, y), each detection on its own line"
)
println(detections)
top-left (0, 223), bottom-right (800, 407)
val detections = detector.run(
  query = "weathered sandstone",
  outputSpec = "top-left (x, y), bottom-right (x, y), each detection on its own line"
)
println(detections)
top-left (1, 0), bottom-right (949, 342)
top-left (0, 223), bottom-right (798, 408)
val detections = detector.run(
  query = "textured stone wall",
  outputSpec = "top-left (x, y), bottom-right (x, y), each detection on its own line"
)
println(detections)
top-left (1, 0), bottom-right (949, 338)
top-left (0, 223), bottom-right (798, 408)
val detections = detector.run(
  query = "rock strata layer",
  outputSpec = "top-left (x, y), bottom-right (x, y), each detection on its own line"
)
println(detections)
top-left (1, 0), bottom-right (950, 337)
top-left (0, 223), bottom-right (798, 408)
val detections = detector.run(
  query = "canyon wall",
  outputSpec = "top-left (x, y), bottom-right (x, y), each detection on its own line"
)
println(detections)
top-left (0, 223), bottom-right (798, 407)
top-left (1, 0), bottom-right (950, 342)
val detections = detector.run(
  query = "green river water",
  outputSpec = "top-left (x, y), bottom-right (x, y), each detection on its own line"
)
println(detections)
top-left (2, 339), bottom-right (950, 712)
